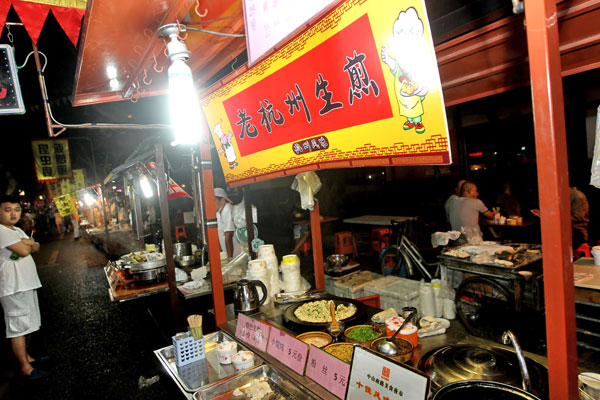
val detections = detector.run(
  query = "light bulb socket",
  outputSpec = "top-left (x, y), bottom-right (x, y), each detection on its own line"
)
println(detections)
top-left (158, 23), bottom-right (191, 62)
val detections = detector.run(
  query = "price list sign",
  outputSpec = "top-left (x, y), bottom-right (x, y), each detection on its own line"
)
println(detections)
top-left (346, 346), bottom-right (429, 400)
top-left (267, 326), bottom-right (308, 375)
top-left (305, 345), bottom-right (350, 399)
top-left (235, 313), bottom-right (270, 352)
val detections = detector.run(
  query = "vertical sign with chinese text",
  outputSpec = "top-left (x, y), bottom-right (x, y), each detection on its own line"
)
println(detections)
top-left (32, 139), bottom-right (72, 182)
top-left (46, 169), bottom-right (86, 199)
top-left (55, 194), bottom-right (77, 217)
top-left (203, 0), bottom-right (450, 187)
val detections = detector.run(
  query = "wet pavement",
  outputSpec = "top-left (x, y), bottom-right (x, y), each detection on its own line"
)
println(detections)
top-left (0, 233), bottom-right (182, 400)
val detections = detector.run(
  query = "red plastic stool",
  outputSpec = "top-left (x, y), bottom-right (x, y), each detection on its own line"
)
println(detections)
top-left (175, 225), bottom-right (187, 241)
top-left (334, 231), bottom-right (357, 257)
top-left (574, 243), bottom-right (590, 259)
top-left (301, 239), bottom-right (312, 256)
top-left (371, 227), bottom-right (392, 252)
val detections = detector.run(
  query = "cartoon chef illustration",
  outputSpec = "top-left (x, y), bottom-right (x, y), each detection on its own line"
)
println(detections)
top-left (381, 7), bottom-right (431, 134)
top-left (214, 123), bottom-right (238, 169)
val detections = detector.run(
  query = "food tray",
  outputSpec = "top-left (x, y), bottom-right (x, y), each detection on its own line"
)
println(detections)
top-left (282, 297), bottom-right (367, 334)
top-left (193, 365), bottom-right (317, 400)
top-left (154, 331), bottom-right (264, 393)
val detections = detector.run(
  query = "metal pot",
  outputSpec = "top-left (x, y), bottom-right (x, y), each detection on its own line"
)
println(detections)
top-left (418, 345), bottom-right (548, 399)
top-left (173, 241), bottom-right (192, 257)
top-left (131, 266), bottom-right (167, 283)
top-left (432, 381), bottom-right (541, 400)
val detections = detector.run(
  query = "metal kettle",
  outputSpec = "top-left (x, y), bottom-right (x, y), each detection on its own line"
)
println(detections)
top-left (233, 279), bottom-right (268, 314)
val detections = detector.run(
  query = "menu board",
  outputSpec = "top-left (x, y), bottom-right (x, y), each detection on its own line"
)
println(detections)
top-left (234, 313), bottom-right (270, 352)
top-left (346, 346), bottom-right (429, 400)
top-left (305, 345), bottom-right (350, 399)
top-left (266, 326), bottom-right (308, 375)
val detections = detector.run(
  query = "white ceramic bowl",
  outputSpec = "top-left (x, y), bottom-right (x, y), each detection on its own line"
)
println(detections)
top-left (216, 341), bottom-right (238, 364)
top-left (231, 351), bottom-right (254, 372)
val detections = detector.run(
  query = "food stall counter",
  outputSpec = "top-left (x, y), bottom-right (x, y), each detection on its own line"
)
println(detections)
top-left (104, 261), bottom-right (168, 302)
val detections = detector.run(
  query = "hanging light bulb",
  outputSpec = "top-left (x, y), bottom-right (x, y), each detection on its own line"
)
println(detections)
top-left (158, 23), bottom-right (207, 146)
top-left (139, 174), bottom-right (154, 198)
top-left (84, 192), bottom-right (94, 206)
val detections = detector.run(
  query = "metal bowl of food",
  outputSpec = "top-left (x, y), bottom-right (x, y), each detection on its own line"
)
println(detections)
top-left (327, 254), bottom-right (349, 268)
top-left (296, 331), bottom-right (333, 348)
top-left (323, 343), bottom-right (355, 364)
top-left (344, 324), bottom-right (384, 347)
top-left (370, 336), bottom-right (414, 363)
top-left (175, 255), bottom-right (196, 267)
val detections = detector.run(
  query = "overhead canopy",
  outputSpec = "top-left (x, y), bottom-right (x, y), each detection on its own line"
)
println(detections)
top-left (71, 0), bottom-right (246, 106)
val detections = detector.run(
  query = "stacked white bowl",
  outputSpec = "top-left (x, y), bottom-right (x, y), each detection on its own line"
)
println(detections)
top-left (247, 259), bottom-right (270, 305)
top-left (281, 254), bottom-right (301, 293)
top-left (257, 244), bottom-right (280, 298)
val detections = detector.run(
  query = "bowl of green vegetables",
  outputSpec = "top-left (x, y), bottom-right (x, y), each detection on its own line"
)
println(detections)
top-left (344, 324), bottom-right (383, 347)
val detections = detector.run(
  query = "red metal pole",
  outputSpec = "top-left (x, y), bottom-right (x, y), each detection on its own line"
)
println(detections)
top-left (524, 1), bottom-right (579, 398)
top-left (155, 144), bottom-right (185, 332)
top-left (310, 200), bottom-right (325, 291)
top-left (198, 143), bottom-right (227, 327)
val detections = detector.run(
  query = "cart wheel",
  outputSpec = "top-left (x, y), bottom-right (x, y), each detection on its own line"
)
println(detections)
top-left (455, 276), bottom-right (514, 341)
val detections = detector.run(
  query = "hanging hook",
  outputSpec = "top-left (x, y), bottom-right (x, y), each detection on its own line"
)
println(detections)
top-left (133, 45), bottom-right (143, 57)
top-left (195, 0), bottom-right (208, 17)
top-left (152, 55), bottom-right (163, 73)
top-left (231, 56), bottom-right (239, 75)
top-left (163, 39), bottom-right (170, 57)
top-left (176, 20), bottom-right (188, 41)
top-left (130, 80), bottom-right (141, 103)
top-left (142, 68), bottom-right (152, 85)
top-left (6, 25), bottom-right (13, 44)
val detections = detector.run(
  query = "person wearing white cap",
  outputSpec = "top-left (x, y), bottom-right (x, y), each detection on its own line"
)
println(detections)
top-left (214, 188), bottom-right (236, 258)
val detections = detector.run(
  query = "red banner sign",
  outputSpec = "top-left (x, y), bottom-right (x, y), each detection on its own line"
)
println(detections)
top-left (223, 15), bottom-right (392, 157)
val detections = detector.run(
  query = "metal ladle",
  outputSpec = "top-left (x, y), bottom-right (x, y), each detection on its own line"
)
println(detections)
top-left (377, 311), bottom-right (414, 356)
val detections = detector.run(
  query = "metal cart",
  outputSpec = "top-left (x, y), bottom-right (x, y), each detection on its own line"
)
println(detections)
top-left (438, 244), bottom-right (544, 344)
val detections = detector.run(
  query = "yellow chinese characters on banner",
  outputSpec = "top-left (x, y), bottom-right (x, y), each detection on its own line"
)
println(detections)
top-left (32, 139), bottom-right (72, 182)
top-left (202, 0), bottom-right (450, 187)
top-left (55, 194), bottom-right (77, 217)
top-left (46, 169), bottom-right (85, 199)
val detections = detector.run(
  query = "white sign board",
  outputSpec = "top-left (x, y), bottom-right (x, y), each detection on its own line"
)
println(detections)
top-left (346, 346), bottom-right (430, 400)
top-left (242, 0), bottom-right (338, 65)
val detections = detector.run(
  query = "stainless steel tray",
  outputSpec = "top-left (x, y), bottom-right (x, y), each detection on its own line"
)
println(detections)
top-left (154, 331), bottom-right (264, 393)
top-left (124, 257), bottom-right (166, 272)
top-left (193, 365), bottom-right (317, 400)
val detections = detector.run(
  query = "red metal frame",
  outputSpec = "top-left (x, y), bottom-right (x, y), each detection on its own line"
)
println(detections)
top-left (310, 201), bottom-right (325, 292)
top-left (525, 0), bottom-right (579, 398)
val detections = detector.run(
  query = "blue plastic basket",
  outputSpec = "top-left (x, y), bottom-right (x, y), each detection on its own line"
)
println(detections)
top-left (172, 332), bottom-right (205, 367)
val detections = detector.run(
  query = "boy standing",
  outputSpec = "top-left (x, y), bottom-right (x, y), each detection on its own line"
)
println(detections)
top-left (0, 195), bottom-right (47, 379)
